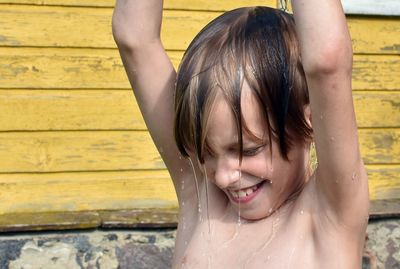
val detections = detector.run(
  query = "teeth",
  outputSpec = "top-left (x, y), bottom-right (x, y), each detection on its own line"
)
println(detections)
top-left (237, 190), bottom-right (247, 198)
top-left (231, 184), bottom-right (260, 199)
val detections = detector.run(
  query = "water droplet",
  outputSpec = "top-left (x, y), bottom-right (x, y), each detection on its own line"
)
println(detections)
top-left (184, 241), bottom-right (188, 245)
top-left (159, 147), bottom-right (164, 153)
top-left (180, 168), bottom-right (183, 172)
top-left (269, 208), bottom-right (273, 213)
top-left (335, 180), bottom-right (339, 184)
top-left (300, 210), bottom-right (304, 215)
top-left (330, 136), bottom-right (335, 141)
top-left (267, 255), bottom-right (271, 260)
top-left (182, 201), bottom-right (185, 206)
top-left (179, 155), bottom-right (182, 160)
top-left (352, 172), bottom-right (357, 181)
top-left (319, 115), bottom-right (324, 120)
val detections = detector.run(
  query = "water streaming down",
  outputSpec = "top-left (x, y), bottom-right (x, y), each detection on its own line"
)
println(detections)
top-left (242, 208), bottom-right (281, 268)
top-left (238, 169), bottom-right (242, 226)
top-left (188, 157), bottom-right (203, 222)
top-left (203, 165), bottom-right (212, 236)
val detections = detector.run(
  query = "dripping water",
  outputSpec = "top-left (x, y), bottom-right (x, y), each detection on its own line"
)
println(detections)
top-left (243, 207), bottom-right (281, 268)
top-left (203, 166), bottom-right (212, 235)
top-left (188, 157), bottom-right (202, 222)
top-left (238, 169), bottom-right (242, 226)
top-left (352, 172), bottom-right (357, 181)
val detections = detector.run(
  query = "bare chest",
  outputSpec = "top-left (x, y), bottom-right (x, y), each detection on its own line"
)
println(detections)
top-left (175, 209), bottom-right (361, 269)
top-left (176, 207), bottom-right (315, 269)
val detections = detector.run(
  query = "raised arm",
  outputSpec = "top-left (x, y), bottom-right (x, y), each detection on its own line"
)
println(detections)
top-left (112, 0), bottom-right (188, 192)
top-left (291, 0), bottom-right (369, 227)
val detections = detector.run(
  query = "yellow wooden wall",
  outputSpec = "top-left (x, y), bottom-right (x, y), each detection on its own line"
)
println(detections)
top-left (0, 0), bottom-right (399, 230)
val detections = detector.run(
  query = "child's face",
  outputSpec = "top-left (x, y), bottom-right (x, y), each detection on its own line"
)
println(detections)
top-left (203, 81), bottom-right (310, 220)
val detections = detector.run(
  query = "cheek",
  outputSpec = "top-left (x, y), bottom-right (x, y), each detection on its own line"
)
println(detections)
top-left (242, 153), bottom-right (272, 179)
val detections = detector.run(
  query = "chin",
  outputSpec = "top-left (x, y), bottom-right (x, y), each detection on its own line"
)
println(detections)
top-left (238, 209), bottom-right (270, 221)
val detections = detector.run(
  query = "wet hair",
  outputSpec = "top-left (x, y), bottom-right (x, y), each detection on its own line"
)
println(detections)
top-left (174, 6), bottom-right (312, 164)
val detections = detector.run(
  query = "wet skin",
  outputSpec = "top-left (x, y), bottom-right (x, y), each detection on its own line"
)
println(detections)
top-left (201, 80), bottom-right (311, 221)
top-left (173, 81), bottom-right (366, 268)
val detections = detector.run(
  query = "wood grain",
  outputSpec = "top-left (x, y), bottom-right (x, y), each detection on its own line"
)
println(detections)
top-left (0, 5), bottom-right (399, 54)
top-left (0, 0), bottom-right (276, 10)
top-left (0, 129), bottom-right (396, 173)
top-left (0, 48), bottom-right (398, 90)
top-left (0, 90), bottom-right (397, 131)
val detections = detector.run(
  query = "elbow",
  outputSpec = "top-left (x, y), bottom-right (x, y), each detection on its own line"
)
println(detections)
top-left (112, 23), bottom-right (138, 50)
top-left (302, 40), bottom-right (353, 76)
top-left (112, 20), bottom-right (160, 50)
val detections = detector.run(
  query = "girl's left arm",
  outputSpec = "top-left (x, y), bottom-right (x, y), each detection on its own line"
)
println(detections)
top-left (291, 0), bottom-right (369, 228)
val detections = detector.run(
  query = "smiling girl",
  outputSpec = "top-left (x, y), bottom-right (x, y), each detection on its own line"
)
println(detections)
top-left (112, 0), bottom-right (369, 268)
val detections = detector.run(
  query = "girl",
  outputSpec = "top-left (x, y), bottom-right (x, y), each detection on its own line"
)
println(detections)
top-left (112, 0), bottom-right (369, 268)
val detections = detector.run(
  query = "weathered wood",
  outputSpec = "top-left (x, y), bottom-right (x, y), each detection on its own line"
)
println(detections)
top-left (352, 55), bottom-right (400, 91)
top-left (0, 0), bottom-right (276, 10)
top-left (367, 165), bottom-right (400, 200)
top-left (0, 90), bottom-right (397, 131)
top-left (0, 48), bottom-right (182, 88)
top-left (0, 199), bottom-right (398, 232)
top-left (0, 48), bottom-right (398, 90)
top-left (0, 129), bottom-right (397, 173)
top-left (0, 5), bottom-right (399, 54)
top-left (0, 208), bottom-right (179, 232)
top-left (369, 199), bottom-right (400, 219)
top-left (0, 211), bottom-right (100, 232)
top-left (348, 17), bottom-right (400, 54)
top-left (359, 129), bottom-right (400, 164)
top-left (0, 90), bottom-right (145, 131)
top-left (0, 170), bottom-right (177, 214)
top-left (100, 209), bottom-right (178, 228)
top-left (0, 131), bottom-right (164, 172)
top-left (353, 91), bottom-right (400, 128)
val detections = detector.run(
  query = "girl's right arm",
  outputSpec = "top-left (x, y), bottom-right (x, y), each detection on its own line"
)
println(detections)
top-left (112, 0), bottom-right (189, 195)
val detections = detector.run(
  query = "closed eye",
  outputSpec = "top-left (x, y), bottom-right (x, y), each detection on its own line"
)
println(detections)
top-left (243, 145), bottom-right (265, 156)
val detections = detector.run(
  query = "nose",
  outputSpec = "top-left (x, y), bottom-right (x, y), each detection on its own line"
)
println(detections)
top-left (210, 155), bottom-right (241, 189)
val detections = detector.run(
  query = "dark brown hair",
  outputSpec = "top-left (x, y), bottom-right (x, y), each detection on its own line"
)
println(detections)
top-left (174, 6), bottom-right (312, 163)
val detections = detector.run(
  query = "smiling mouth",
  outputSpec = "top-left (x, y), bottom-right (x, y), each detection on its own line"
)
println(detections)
top-left (228, 181), bottom-right (265, 203)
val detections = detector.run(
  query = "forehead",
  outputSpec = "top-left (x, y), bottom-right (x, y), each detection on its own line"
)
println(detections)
top-left (206, 81), bottom-right (267, 146)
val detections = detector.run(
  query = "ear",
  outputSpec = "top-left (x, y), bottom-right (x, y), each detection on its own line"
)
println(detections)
top-left (303, 104), bottom-right (312, 129)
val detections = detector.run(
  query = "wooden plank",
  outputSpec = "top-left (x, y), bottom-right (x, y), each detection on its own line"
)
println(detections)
top-left (353, 91), bottom-right (400, 128)
top-left (369, 199), bottom-right (400, 219)
top-left (353, 55), bottom-right (400, 90)
top-left (359, 129), bottom-right (400, 164)
top-left (0, 166), bottom-right (397, 214)
top-left (0, 48), bottom-right (182, 89)
top-left (0, 5), bottom-right (399, 54)
top-left (0, 90), bottom-right (146, 131)
top-left (0, 170), bottom-right (177, 215)
top-left (0, 0), bottom-right (276, 10)
top-left (0, 48), bottom-right (398, 90)
top-left (366, 165), bottom-right (400, 201)
top-left (0, 131), bottom-right (165, 172)
top-left (0, 209), bottom-right (179, 232)
top-left (348, 17), bottom-right (400, 55)
top-left (0, 166), bottom-right (397, 231)
top-left (1, 199), bottom-right (399, 232)
top-left (0, 90), bottom-right (397, 131)
top-left (0, 129), bottom-right (397, 173)
top-left (0, 211), bottom-right (101, 232)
